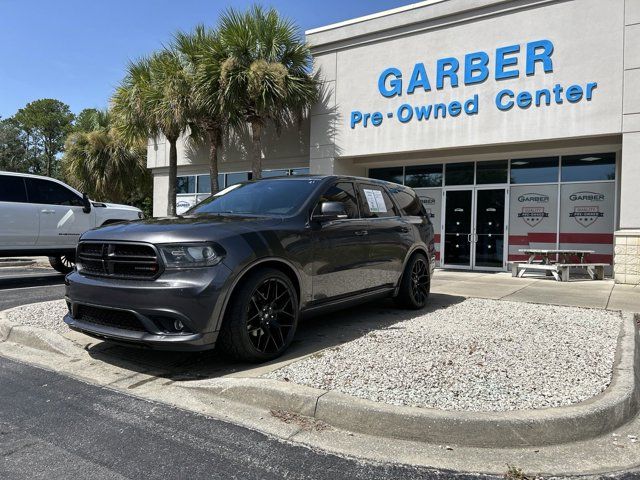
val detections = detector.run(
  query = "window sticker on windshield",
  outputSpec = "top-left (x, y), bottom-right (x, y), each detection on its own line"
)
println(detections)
top-left (363, 189), bottom-right (387, 213)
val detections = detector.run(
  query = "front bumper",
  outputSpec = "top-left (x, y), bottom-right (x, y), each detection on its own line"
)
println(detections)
top-left (64, 264), bottom-right (233, 351)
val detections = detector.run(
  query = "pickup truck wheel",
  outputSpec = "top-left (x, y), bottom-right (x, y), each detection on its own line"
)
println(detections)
top-left (219, 268), bottom-right (299, 362)
top-left (395, 253), bottom-right (430, 309)
top-left (48, 255), bottom-right (75, 274)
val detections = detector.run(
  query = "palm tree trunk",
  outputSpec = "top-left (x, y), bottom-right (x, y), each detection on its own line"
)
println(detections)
top-left (250, 120), bottom-right (263, 180)
top-left (207, 128), bottom-right (220, 194)
top-left (167, 137), bottom-right (178, 217)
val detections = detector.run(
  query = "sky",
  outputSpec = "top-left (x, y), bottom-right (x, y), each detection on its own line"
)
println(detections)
top-left (0, 0), bottom-right (415, 119)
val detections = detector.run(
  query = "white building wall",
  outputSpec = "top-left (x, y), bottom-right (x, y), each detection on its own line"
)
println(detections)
top-left (614, 0), bottom-right (640, 284)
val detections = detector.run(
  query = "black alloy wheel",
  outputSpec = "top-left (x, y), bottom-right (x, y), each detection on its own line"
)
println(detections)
top-left (395, 253), bottom-right (430, 309)
top-left (246, 277), bottom-right (296, 354)
top-left (219, 268), bottom-right (299, 362)
top-left (410, 257), bottom-right (430, 306)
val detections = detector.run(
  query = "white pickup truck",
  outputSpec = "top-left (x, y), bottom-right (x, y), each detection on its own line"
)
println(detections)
top-left (0, 171), bottom-right (143, 273)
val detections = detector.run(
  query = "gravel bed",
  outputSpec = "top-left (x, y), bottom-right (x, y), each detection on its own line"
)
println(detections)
top-left (266, 298), bottom-right (623, 412)
top-left (5, 300), bottom-right (69, 334)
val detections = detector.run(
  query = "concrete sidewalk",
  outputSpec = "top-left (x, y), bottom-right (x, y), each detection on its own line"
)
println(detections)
top-left (432, 270), bottom-right (640, 312)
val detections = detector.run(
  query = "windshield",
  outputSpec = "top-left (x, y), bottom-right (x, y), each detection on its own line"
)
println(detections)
top-left (187, 178), bottom-right (322, 216)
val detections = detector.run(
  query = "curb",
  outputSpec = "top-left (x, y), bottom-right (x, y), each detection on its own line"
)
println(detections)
top-left (1, 303), bottom-right (638, 448)
top-left (0, 310), bottom-right (82, 358)
top-left (182, 312), bottom-right (640, 448)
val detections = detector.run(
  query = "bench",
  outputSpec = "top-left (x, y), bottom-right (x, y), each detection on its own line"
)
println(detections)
top-left (511, 262), bottom-right (608, 282)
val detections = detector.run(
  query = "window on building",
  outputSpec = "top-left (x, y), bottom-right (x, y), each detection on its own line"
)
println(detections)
top-left (290, 168), bottom-right (310, 175)
top-left (226, 172), bottom-right (251, 186)
top-left (510, 157), bottom-right (559, 184)
top-left (197, 175), bottom-right (211, 194)
top-left (404, 164), bottom-right (443, 188)
top-left (476, 160), bottom-right (508, 184)
top-left (444, 162), bottom-right (474, 186)
top-left (561, 153), bottom-right (616, 182)
top-left (262, 169), bottom-right (289, 178)
top-left (177, 176), bottom-right (196, 194)
top-left (368, 167), bottom-right (404, 184)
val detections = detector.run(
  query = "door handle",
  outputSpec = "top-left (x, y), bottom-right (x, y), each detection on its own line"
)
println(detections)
top-left (40, 209), bottom-right (55, 214)
top-left (354, 230), bottom-right (368, 236)
top-left (467, 233), bottom-right (472, 243)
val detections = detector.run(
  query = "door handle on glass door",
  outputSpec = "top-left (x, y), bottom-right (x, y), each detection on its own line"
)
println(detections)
top-left (467, 233), bottom-right (472, 243)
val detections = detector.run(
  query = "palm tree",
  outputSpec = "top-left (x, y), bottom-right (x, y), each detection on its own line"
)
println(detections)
top-left (62, 110), bottom-right (149, 204)
top-left (111, 50), bottom-right (192, 216)
top-left (217, 5), bottom-right (319, 179)
top-left (173, 25), bottom-right (236, 194)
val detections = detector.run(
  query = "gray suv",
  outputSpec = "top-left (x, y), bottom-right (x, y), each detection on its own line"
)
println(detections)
top-left (64, 175), bottom-right (435, 362)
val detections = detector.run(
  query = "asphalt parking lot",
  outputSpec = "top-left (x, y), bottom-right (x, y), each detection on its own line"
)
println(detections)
top-left (0, 266), bottom-right (65, 310)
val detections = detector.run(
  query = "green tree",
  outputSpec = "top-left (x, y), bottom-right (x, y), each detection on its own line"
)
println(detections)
top-left (0, 117), bottom-right (27, 171)
top-left (74, 108), bottom-right (110, 133)
top-left (14, 98), bottom-right (75, 177)
top-left (62, 110), bottom-right (151, 214)
top-left (217, 5), bottom-right (319, 179)
top-left (111, 51), bottom-right (192, 216)
top-left (173, 25), bottom-right (237, 194)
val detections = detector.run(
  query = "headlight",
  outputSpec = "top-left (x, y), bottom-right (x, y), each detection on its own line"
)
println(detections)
top-left (158, 243), bottom-right (223, 268)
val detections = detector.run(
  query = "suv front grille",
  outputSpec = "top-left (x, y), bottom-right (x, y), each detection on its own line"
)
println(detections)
top-left (76, 305), bottom-right (146, 332)
top-left (77, 242), bottom-right (161, 279)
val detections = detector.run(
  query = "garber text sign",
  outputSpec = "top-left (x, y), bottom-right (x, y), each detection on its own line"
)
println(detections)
top-left (350, 39), bottom-right (598, 129)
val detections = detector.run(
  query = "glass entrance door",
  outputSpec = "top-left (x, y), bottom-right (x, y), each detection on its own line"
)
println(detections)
top-left (474, 188), bottom-right (506, 269)
top-left (442, 188), bottom-right (507, 270)
top-left (443, 190), bottom-right (473, 268)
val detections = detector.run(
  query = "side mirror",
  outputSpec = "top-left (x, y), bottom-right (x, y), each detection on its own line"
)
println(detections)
top-left (312, 201), bottom-right (348, 222)
top-left (82, 193), bottom-right (91, 214)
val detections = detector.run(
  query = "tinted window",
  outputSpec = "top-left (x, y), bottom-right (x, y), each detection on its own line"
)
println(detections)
top-left (368, 167), bottom-right (403, 184)
top-left (0, 175), bottom-right (27, 203)
top-left (510, 157), bottom-right (559, 184)
top-left (357, 184), bottom-right (398, 218)
top-left (476, 160), bottom-right (508, 184)
top-left (561, 153), bottom-right (616, 182)
top-left (315, 182), bottom-right (359, 219)
top-left (405, 164), bottom-right (443, 188)
top-left (25, 178), bottom-right (83, 206)
top-left (445, 162), bottom-right (474, 186)
top-left (389, 187), bottom-right (423, 216)
top-left (189, 178), bottom-right (321, 216)
top-left (177, 176), bottom-right (196, 194)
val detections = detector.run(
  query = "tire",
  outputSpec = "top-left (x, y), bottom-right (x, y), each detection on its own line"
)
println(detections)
top-left (218, 268), bottom-right (299, 362)
top-left (394, 253), bottom-right (430, 309)
top-left (48, 255), bottom-right (75, 274)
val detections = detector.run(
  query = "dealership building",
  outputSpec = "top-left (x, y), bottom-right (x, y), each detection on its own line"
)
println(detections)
top-left (147, 0), bottom-right (640, 284)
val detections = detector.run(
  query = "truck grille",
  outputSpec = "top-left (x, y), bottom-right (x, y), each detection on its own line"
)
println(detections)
top-left (77, 242), bottom-right (161, 279)
top-left (76, 305), bottom-right (146, 332)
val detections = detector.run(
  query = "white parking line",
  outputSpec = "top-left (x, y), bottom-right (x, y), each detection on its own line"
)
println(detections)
top-left (0, 284), bottom-right (64, 293)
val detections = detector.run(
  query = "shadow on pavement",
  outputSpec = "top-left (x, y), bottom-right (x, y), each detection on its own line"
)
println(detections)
top-left (85, 292), bottom-right (467, 382)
